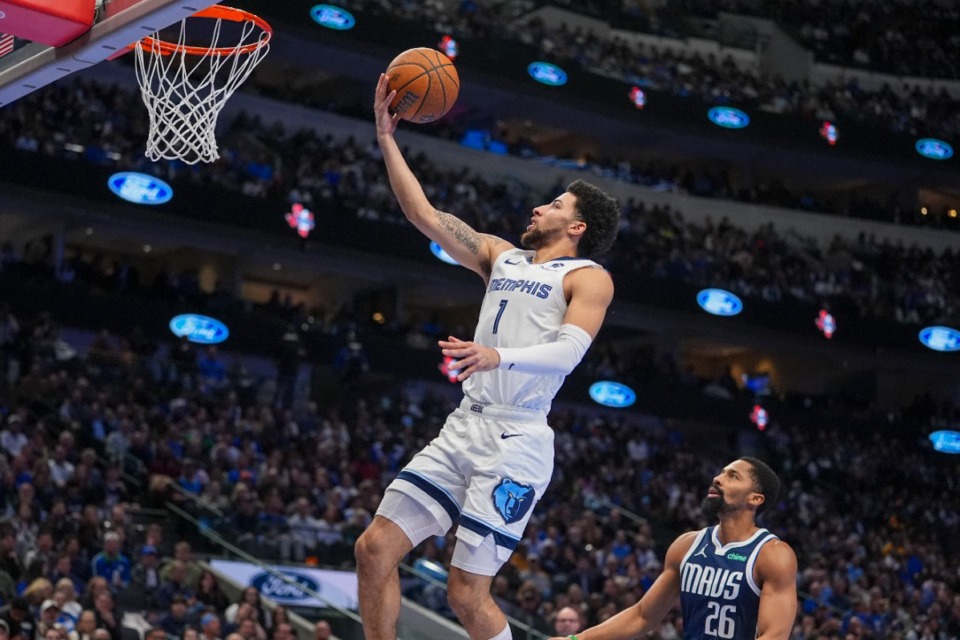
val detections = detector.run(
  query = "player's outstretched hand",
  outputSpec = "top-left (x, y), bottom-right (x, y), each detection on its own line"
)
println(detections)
top-left (439, 336), bottom-right (500, 381)
top-left (374, 73), bottom-right (400, 136)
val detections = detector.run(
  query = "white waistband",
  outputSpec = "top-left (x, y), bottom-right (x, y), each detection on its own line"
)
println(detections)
top-left (458, 398), bottom-right (547, 423)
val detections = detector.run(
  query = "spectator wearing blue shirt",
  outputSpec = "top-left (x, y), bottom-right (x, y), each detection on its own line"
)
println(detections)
top-left (89, 533), bottom-right (130, 592)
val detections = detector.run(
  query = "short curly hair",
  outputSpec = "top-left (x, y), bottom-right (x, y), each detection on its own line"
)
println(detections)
top-left (567, 179), bottom-right (621, 257)
top-left (739, 456), bottom-right (780, 516)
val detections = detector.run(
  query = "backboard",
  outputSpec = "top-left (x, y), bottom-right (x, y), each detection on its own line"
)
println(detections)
top-left (0, 0), bottom-right (223, 107)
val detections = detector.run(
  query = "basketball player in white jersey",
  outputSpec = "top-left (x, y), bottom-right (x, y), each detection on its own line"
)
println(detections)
top-left (549, 458), bottom-right (798, 640)
top-left (355, 74), bottom-right (622, 640)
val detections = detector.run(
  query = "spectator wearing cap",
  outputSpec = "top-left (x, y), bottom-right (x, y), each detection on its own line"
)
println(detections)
top-left (130, 545), bottom-right (162, 609)
top-left (200, 613), bottom-right (221, 640)
top-left (35, 599), bottom-right (60, 640)
top-left (0, 597), bottom-right (33, 640)
top-left (89, 534), bottom-right (129, 593)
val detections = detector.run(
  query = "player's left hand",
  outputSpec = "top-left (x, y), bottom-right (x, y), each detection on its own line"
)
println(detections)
top-left (438, 336), bottom-right (500, 381)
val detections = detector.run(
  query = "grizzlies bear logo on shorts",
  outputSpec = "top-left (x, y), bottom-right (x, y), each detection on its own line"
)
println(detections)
top-left (492, 478), bottom-right (535, 524)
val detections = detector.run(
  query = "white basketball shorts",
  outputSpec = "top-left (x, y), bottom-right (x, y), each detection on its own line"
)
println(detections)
top-left (378, 399), bottom-right (554, 575)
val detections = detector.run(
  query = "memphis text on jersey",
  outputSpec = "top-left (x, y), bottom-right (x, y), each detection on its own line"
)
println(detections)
top-left (486, 277), bottom-right (552, 299)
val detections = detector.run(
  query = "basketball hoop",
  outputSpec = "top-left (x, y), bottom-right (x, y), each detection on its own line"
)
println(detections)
top-left (133, 5), bottom-right (271, 165)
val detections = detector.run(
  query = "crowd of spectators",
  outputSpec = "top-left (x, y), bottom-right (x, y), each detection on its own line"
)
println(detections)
top-left (0, 259), bottom-right (958, 640)
top-left (4, 0), bottom-right (960, 219)
top-left (2, 70), bottom-right (959, 233)
top-left (672, 0), bottom-right (960, 80)
top-left (336, 0), bottom-right (960, 143)
top-left (1, 77), bottom-right (958, 332)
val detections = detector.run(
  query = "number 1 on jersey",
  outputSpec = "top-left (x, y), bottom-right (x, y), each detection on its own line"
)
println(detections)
top-left (492, 299), bottom-right (508, 334)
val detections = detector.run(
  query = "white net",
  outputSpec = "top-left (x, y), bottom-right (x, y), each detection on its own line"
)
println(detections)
top-left (134, 11), bottom-right (270, 164)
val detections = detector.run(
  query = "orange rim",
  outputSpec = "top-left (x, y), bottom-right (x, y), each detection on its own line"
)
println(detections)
top-left (138, 5), bottom-right (272, 57)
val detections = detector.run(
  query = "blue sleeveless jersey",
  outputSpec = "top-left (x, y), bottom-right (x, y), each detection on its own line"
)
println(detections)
top-left (679, 526), bottom-right (778, 640)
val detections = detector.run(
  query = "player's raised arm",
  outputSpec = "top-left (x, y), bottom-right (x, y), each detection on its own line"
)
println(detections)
top-left (373, 73), bottom-right (512, 279)
top-left (755, 540), bottom-right (799, 640)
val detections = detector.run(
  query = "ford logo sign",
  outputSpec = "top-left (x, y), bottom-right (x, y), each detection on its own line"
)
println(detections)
top-left (707, 107), bottom-right (750, 129)
top-left (310, 5), bottom-right (356, 30)
top-left (429, 241), bottom-right (459, 265)
top-left (251, 570), bottom-right (321, 602)
top-left (918, 326), bottom-right (960, 352)
top-left (930, 430), bottom-right (960, 454)
top-left (589, 381), bottom-right (636, 408)
top-left (697, 289), bottom-right (743, 316)
top-left (169, 314), bottom-right (230, 344)
top-left (527, 62), bottom-right (567, 86)
top-left (108, 172), bottom-right (173, 205)
top-left (915, 138), bottom-right (953, 161)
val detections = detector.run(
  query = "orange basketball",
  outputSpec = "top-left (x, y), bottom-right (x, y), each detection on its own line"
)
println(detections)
top-left (386, 47), bottom-right (460, 124)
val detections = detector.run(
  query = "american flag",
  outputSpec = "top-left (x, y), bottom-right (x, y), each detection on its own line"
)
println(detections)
top-left (0, 33), bottom-right (14, 58)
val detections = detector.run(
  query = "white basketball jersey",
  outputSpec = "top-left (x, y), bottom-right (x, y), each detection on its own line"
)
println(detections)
top-left (461, 248), bottom-right (603, 413)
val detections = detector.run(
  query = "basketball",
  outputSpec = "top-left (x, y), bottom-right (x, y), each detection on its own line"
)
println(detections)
top-left (386, 47), bottom-right (459, 124)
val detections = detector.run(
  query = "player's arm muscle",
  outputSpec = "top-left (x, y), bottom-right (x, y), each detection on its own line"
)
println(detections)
top-left (433, 210), bottom-right (512, 277)
top-left (755, 540), bottom-right (798, 640)
top-left (377, 132), bottom-right (509, 278)
top-left (562, 267), bottom-right (614, 339)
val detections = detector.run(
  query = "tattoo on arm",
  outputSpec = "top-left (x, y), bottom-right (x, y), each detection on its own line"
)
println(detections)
top-left (436, 210), bottom-right (483, 255)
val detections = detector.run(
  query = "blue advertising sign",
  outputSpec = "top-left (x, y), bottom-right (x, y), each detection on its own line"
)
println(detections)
top-left (107, 172), bottom-right (173, 205)
top-left (169, 314), bottom-right (230, 344)
top-left (589, 381), bottom-right (636, 408)
top-left (429, 241), bottom-right (459, 265)
top-left (527, 62), bottom-right (567, 86)
top-left (915, 138), bottom-right (953, 160)
top-left (251, 570), bottom-right (322, 602)
top-left (918, 326), bottom-right (960, 352)
top-left (697, 289), bottom-right (744, 316)
top-left (929, 430), bottom-right (960, 454)
top-left (310, 4), bottom-right (356, 30)
top-left (707, 107), bottom-right (750, 129)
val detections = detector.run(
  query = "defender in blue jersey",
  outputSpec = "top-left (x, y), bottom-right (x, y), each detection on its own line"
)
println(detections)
top-left (556, 458), bottom-right (798, 640)
top-left (357, 74), bottom-right (622, 640)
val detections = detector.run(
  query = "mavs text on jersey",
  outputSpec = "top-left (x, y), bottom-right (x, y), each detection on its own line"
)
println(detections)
top-left (679, 526), bottom-right (779, 640)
